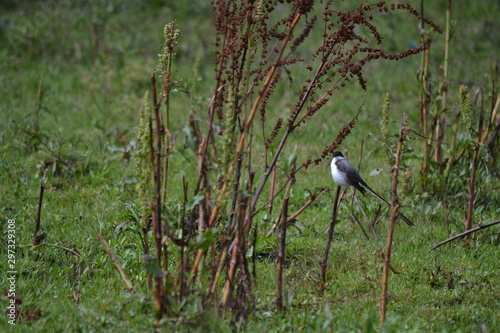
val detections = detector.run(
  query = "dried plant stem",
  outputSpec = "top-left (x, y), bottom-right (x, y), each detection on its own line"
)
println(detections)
top-left (244, 12), bottom-right (301, 133)
top-left (34, 77), bottom-right (44, 135)
top-left (353, 193), bottom-right (379, 241)
top-left (465, 92), bottom-right (484, 235)
top-left (428, 219), bottom-right (500, 251)
top-left (268, 166), bottom-right (277, 214)
top-left (420, 43), bottom-right (431, 177)
top-left (199, 13), bottom-right (303, 297)
top-left (95, 230), bottom-right (137, 294)
top-left (348, 212), bottom-right (371, 241)
top-left (419, 0), bottom-right (432, 178)
top-left (33, 169), bottom-right (47, 245)
top-left (266, 187), bottom-right (330, 237)
top-left (286, 188), bottom-right (329, 222)
top-left (434, 0), bottom-right (451, 165)
top-left (161, 67), bottom-right (172, 208)
top-left (245, 65), bottom-right (329, 234)
top-left (254, 177), bottom-right (292, 217)
top-left (320, 186), bottom-right (341, 289)
top-left (380, 113), bottom-right (407, 326)
top-left (350, 144), bottom-right (376, 240)
top-left (189, 151), bottom-right (243, 289)
top-left (276, 191), bottom-right (290, 313)
top-left (227, 153), bottom-right (244, 233)
top-left (221, 233), bottom-right (239, 307)
top-left (482, 93), bottom-right (500, 144)
top-left (209, 248), bottom-right (228, 297)
top-left (179, 176), bottom-right (188, 298)
top-left (445, 111), bottom-right (462, 175)
top-left (151, 71), bottom-right (167, 316)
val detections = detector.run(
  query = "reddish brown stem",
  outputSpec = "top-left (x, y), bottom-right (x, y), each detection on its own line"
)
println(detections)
top-left (320, 186), bottom-right (341, 289)
top-left (151, 71), bottom-right (167, 316)
top-left (268, 166), bottom-right (277, 214)
top-left (380, 114), bottom-right (406, 326)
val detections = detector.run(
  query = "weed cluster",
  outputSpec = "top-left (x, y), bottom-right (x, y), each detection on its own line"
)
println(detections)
top-left (126, 0), bottom-right (447, 326)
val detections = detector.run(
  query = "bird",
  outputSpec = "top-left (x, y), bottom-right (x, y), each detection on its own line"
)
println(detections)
top-left (330, 151), bottom-right (414, 226)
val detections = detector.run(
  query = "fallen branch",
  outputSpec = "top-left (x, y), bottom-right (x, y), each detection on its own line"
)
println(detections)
top-left (94, 229), bottom-right (138, 295)
top-left (428, 219), bottom-right (500, 252)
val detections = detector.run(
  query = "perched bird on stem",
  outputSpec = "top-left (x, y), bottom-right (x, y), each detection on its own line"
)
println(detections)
top-left (330, 151), bottom-right (414, 226)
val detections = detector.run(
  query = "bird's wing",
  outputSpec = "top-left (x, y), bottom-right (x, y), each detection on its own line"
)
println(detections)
top-left (345, 167), bottom-right (367, 194)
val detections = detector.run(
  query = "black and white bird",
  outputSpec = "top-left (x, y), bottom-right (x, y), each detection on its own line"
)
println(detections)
top-left (330, 151), bottom-right (414, 226)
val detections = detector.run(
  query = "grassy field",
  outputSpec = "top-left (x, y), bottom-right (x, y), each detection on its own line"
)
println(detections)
top-left (1, 1), bottom-right (499, 332)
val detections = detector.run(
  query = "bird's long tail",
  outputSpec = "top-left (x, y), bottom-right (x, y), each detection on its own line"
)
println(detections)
top-left (362, 184), bottom-right (414, 226)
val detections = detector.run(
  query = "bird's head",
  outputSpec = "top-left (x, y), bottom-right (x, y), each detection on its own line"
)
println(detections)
top-left (332, 151), bottom-right (344, 158)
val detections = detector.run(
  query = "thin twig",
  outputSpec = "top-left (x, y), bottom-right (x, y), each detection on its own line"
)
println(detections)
top-left (428, 219), bottom-right (500, 252)
top-left (347, 213), bottom-right (370, 241)
top-left (353, 192), bottom-right (379, 241)
top-left (266, 187), bottom-right (330, 237)
top-left (268, 166), bottom-right (277, 214)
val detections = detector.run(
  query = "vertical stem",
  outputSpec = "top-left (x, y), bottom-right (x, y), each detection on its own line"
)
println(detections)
top-left (445, 112), bottom-right (461, 175)
top-left (162, 51), bottom-right (173, 205)
top-left (33, 169), bottom-right (47, 245)
top-left (320, 186), bottom-right (341, 289)
top-left (419, 0), bottom-right (431, 181)
top-left (221, 236), bottom-right (239, 306)
top-left (151, 71), bottom-right (166, 317)
top-left (465, 92), bottom-right (484, 236)
top-left (434, 0), bottom-right (451, 166)
top-left (380, 114), bottom-right (406, 326)
top-left (268, 166), bottom-right (277, 214)
top-left (34, 77), bottom-right (44, 135)
top-left (482, 93), bottom-right (500, 145)
top-left (420, 45), bottom-right (431, 176)
top-left (179, 176), bottom-right (188, 298)
top-left (443, 0), bottom-right (451, 110)
top-left (276, 194), bottom-right (289, 313)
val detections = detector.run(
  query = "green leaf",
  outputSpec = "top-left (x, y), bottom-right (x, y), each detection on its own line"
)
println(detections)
top-left (186, 191), bottom-right (205, 211)
top-left (189, 228), bottom-right (218, 252)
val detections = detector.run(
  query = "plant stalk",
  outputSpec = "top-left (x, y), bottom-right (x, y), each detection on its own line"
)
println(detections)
top-left (320, 186), bottom-right (341, 289)
top-left (380, 114), bottom-right (407, 326)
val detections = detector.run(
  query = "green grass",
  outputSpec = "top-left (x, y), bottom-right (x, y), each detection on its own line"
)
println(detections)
top-left (1, 1), bottom-right (499, 332)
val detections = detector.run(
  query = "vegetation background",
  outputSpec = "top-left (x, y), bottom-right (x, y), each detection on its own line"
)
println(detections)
top-left (1, 0), bottom-right (499, 332)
